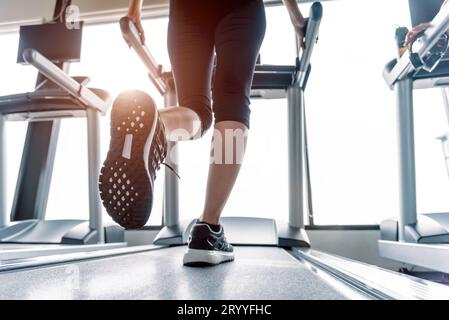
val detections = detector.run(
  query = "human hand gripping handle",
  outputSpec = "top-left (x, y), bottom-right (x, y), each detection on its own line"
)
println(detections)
top-left (404, 23), bottom-right (433, 47)
top-left (127, 0), bottom-right (145, 45)
top-left (405, 0), bottom-right (449, 47)
top-left (120, 16), bottom-right (168, 95)
top-left (295, 18), bottom-right (309, 50)
top-left (283, 0), bottom-right (307, 48)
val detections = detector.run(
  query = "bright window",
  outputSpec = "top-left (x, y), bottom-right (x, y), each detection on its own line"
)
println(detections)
top-left (306, 0), bottom-right (449, 224)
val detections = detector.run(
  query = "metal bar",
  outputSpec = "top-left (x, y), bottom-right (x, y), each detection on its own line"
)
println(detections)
top-left (379, 240), bottom-right (449, 276)
top-left (296, 2), bottom-right (323, 88)
top-left (0, 115), bottom-right (6, 228)
top-left (0, 91), bottom-right (78, 105)
top-left (287, 2), bottom-right (323, 228)
top-left (303, 107), bottom-right (315, 226)
top-left (6, 111), bottom-right (87, 122)
top-left (0, 244), bottom-right (161, 273)
top-left (298, 247), bottom-right (449, 300)
top-left (396, 78), bottom-right (417, 241)
top-left (413, 76), bottom-right (449, 90)
top-left (254, 65), bottom-right (297, 73)
top-left (22, 49), bottom-right (108, 113)
top-left (10, 120), bottom-right (61, 221)
top-left (385, 3), bottom-right (449, 87)
top-left (287, 85), bottom-right (305, 228)
top-left (163, 89), bottom-right (179, 227)
top-left (86, 108), bottom-right (104, 243)
top-left (442, 88), bottom-right (449, 127)
top-left (439, 89), bottom-right (449, 180)
top-left (120, 17), bottom-right (168, 95)
top-left (0, 242), bottom-right (125, 260)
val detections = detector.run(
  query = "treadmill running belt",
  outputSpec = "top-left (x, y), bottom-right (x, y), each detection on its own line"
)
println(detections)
top-left (0, 246), bottom-right (364, 300)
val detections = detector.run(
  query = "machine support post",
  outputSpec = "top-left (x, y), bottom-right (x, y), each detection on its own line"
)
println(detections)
top-left (396, 77), bottom-right (417, 241)
top-left (163, 88), bottom-right (179, 228)
top-left (0, 115), bottom-right (6, 228)
top-left (287, 85), bottom-right (306, 229)
top-left (86, 108), bottom-right (104, 243)
top-left (441, 88), bottom-right (449, 127)
top-left (11, 120), bottom-right (60, 221)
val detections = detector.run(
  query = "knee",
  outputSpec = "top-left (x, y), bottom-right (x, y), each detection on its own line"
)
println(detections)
top-left (213, 96), bottom-right (251, 130)
top-left (198, 110), bottom-right (213, 135)
top-left (179, 96), bottom-right (214, 136)
top-left (190, 107), bottom-right (214, 138)
top-left (183, 107), bottom-right (213, 139)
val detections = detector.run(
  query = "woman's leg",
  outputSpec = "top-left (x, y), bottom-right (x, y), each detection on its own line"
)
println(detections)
top-left (165, 4), bottom-right (216, 141)
top-left (182, 0), bottom-right (266, 266)
top-left (200, 0), bottom-right (266, 225)
top-left (158, 107), bottom-right (202, 141)
top-left (200, 121), bottom-right (248, 225)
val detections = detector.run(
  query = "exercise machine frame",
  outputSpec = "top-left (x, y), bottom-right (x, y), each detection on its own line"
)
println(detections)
top-left (380, 3), bottom-right (449, 273)
top-left (0, 7), bottom-right (124, 248)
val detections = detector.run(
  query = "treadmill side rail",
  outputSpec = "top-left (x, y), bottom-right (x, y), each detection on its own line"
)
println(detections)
top-left (0, 220), bottom-right (124, 245)
top-left (379, 240), bottom-right (449, 275)
top-left (298, 248), bottom-right (449, 300)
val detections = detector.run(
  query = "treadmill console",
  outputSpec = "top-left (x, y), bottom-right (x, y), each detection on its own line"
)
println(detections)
top-left (17, 21), bottom-right (84, 64)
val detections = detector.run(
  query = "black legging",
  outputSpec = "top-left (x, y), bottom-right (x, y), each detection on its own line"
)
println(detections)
top-left (168, 0), bottom-right (266, 134)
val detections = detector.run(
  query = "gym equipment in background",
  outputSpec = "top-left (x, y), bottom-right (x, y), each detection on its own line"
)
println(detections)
top-left (0, 0), bottom-right (124, 259)
top-left (380, 1), bottom-right (449, 273)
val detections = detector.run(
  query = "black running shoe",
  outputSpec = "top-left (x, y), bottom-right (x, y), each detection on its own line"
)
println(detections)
top-left (99, 90), bottom-right (167, 229)
top-left (183, 223), bottom-right (234, 266)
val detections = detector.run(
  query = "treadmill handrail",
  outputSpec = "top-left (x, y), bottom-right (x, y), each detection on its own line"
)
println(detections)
top-left (296, 2), bottom-right (323, 88)
top-left (385, 3), bottom-right (449, 87)
top-left (0, 88), bottom-right (110, 111)
top-left (120, 17), bottom-right (168, 95)
top-left (22, 49), bottom-right (110, 114)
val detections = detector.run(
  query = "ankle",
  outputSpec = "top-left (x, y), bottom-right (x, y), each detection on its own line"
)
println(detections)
top-left (199, 215), bottom-right (220, 225)
top-left (197, 219), bottom-right (221, 232)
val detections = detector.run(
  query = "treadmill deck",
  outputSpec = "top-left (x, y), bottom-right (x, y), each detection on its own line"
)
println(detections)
top-left (0, 246), bottom-right (366, 300)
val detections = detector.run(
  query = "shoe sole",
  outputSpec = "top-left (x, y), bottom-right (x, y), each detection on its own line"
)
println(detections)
top-left (99, 90), bottom-right (158, 229)
top-left (183, 249), bottom-right (235, 267)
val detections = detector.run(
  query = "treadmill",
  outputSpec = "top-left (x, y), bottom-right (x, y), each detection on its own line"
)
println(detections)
top-left (379, 1), bottom-right (449, 273)
top-left (2, 2), bottom-right (449, 300)
top-left (0, 1), bottom-right (125, 260)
